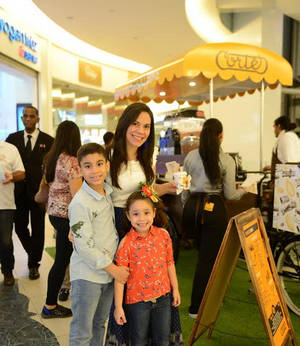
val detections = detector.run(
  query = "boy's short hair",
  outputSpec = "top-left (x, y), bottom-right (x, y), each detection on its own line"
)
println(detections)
top-left (77, 143), bottom-right (107, 165)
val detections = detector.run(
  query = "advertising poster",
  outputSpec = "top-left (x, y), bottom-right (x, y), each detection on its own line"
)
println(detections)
top-left (273, 164), bottom-right (300, 234)
top-left (243, 219), bottom-right (289, 345)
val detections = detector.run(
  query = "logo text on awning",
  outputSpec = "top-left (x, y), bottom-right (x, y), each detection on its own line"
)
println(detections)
top-left (216, 51), bottom-right (268, 74)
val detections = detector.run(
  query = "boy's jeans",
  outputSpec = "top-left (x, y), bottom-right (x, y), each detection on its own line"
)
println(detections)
top-left (126, 293), bottom-right (171, 346)
top-left (69, 279), bottom-right (113, 346)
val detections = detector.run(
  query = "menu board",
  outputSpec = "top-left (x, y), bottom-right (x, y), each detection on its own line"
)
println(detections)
top-left (243, 219), bottom-right (289, 345)
top-left (187, 208), bottom-right (296, 346)
top-left (273, 164), bottom-right (300, 234)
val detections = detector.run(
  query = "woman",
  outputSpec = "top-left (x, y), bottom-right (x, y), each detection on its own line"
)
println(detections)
top-left (183, 118), bottom-right (245, 317)
top-left (270, 116), bottom-right (300, 178)
top-left (41, 121), bottom-right (82, 318)
top-left (109, 102), bottom-right (176, 236)
top-left (106, 102), bottom-right (181, 345)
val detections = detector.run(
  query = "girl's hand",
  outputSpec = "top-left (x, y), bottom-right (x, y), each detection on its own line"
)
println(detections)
top-left (172, 289), bottom-right (181, 307)
top-left (114, 306), bottom-right (127, 325)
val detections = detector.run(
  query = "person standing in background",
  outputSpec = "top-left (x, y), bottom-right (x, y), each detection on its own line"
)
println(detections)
top-left (103, 131), bottom-right (114, 161)
top-left (41, 120), bottom-right (82, 319)
top-left (268, 116), bottom-right (300, 179)
top-left (0, 140), bottom-right (25, 286)
top-left (103, 131), bottom-right (114, 150)
top-left (6, 106), bottom-right (53, 280)
top-left (183, 118), bottom-right (246, 317)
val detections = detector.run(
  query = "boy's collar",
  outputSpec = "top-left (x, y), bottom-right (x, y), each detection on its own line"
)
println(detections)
top-left (82, 180), bottom-right (112, 200)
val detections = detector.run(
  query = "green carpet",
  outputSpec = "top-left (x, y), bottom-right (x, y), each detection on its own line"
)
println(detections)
top-left (45, 247), bottom-right (299, 344)
top-left (177, 249), bottom-right (300, 345)
top-left (45, 246), bottom-right (56, 259)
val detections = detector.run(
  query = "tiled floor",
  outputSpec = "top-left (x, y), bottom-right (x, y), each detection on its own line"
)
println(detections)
top-left (0, 218), bottom-right (71, 346)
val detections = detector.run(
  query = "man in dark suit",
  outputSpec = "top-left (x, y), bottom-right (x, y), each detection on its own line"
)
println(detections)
top-left (6, 106), bottom-right (53, 280)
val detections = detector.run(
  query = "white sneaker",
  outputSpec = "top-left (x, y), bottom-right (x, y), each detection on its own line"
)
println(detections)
top-left (188, 313), bottom-right (198, 319)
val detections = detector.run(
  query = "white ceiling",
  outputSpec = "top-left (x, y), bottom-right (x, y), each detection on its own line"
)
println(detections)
top-left (32, 0), bottom-right (300, 68)
top-left (32, 0), bottom-right (204, 67)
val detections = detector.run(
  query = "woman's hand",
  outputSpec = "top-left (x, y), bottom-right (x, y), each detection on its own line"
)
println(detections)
top-left (167, 181), bottom-right (178, 194)
top-left (172, 288), bottom-right (181, 307)
top-left (114, 306), bottom-right (127, 325)
top-left (155, 181), bottom-right (177, 196)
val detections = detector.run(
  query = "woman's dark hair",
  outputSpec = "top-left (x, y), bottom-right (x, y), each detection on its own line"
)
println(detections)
top-left (44, 121), bottom-right (81, 183)
top-left (274, 116), bottom-right (296, 131)
top-left (110, 102), bottom-right (155, 188)
top-left (123, 191), bottom-right (168, 231)
top-left (199, 118), bottom-right (223, 186)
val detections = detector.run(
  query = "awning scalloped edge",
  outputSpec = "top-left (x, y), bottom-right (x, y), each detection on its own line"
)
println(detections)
top-left (115, 70), bottom-right (286, 101)
top-left (115, 43), bottom-right (292, 105)
top-left (115, 82), bottom-right (279, 106)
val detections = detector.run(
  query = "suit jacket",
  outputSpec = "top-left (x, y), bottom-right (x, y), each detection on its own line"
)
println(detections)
top-left (6, 130), bottom-right (54, 199)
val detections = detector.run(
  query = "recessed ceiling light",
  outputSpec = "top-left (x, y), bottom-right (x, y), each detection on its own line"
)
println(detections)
top-left (159, 91), bottom-right (166, 96)
top-left (189, 81), bottom-right (196, 87)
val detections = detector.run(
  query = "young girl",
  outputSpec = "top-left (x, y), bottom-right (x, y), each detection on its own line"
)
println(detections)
top-left (114, 185), bottom-right (181, 346)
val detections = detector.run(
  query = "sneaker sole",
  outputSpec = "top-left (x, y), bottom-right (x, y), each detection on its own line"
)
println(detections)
top-left (41, 312), bottom-right (72, 319)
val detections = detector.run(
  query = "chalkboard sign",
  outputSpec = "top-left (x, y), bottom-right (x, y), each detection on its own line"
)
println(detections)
top-left (187, 208), bottom-right (297, 346)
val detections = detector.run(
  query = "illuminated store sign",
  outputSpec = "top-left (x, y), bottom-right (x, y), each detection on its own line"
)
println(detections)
top-left (0, 17), bottom-right (38, 64)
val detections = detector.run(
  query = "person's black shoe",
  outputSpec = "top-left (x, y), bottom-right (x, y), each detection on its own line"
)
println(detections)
top-left (58, 288), bottom-right (70, 302)
top-left (29, 267), bottom-right (40, 280)
top-left (41, 304), bottom-right (72, 319)
top-left (3, 272), bottom-right (15, 286)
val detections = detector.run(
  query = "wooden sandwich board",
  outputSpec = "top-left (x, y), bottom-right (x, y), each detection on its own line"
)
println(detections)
top-left (187, 208), bottom-right (297, 346)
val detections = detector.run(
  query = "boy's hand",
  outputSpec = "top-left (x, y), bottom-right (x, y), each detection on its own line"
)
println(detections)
top-left (172, 289), bottom-right (181, 307)
top-left (104, 263), bottom-right (129, 284)
top-left (114, 306), bottom-right (127, 325)
top-left (68, 230), bottom-right (74, 244)
top-left (114, 266), bottom-right (129, 284)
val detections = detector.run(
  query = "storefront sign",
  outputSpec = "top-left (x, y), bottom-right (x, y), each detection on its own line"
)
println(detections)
top-left (78, 60), bottom-right (102, 87)
top-left (0, 17), bottom-right (38, 64)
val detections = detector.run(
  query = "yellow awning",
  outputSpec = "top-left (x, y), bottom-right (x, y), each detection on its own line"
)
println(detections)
top-left (115, 42), bottom-right (293, 105)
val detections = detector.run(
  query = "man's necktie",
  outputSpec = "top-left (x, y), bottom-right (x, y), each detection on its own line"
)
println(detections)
top-left (25, 135), bottom-right (32, 157)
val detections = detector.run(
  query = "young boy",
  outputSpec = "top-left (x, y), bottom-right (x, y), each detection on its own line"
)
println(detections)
top-left (68, 143), bottom-right (129, 346)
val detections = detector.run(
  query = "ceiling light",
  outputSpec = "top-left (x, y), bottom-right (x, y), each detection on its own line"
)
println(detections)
top-left (159, 91), bottom-right (166, 96)
top-left (61, 92), bottom-right (75, 99)
top-left (189, 81), bottom-right (196, 87)
top-left (52, 89), bottom-right (62, 97)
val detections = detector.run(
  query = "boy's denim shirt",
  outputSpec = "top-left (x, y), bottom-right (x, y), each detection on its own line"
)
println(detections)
top-left (68, 180), bottom-right (119, 284)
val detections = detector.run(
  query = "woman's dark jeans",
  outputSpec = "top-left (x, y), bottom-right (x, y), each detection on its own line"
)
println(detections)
top-left (114, 207), bottom-right (127, 238)
top-left (46, 215), bottom-right (73, 305)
